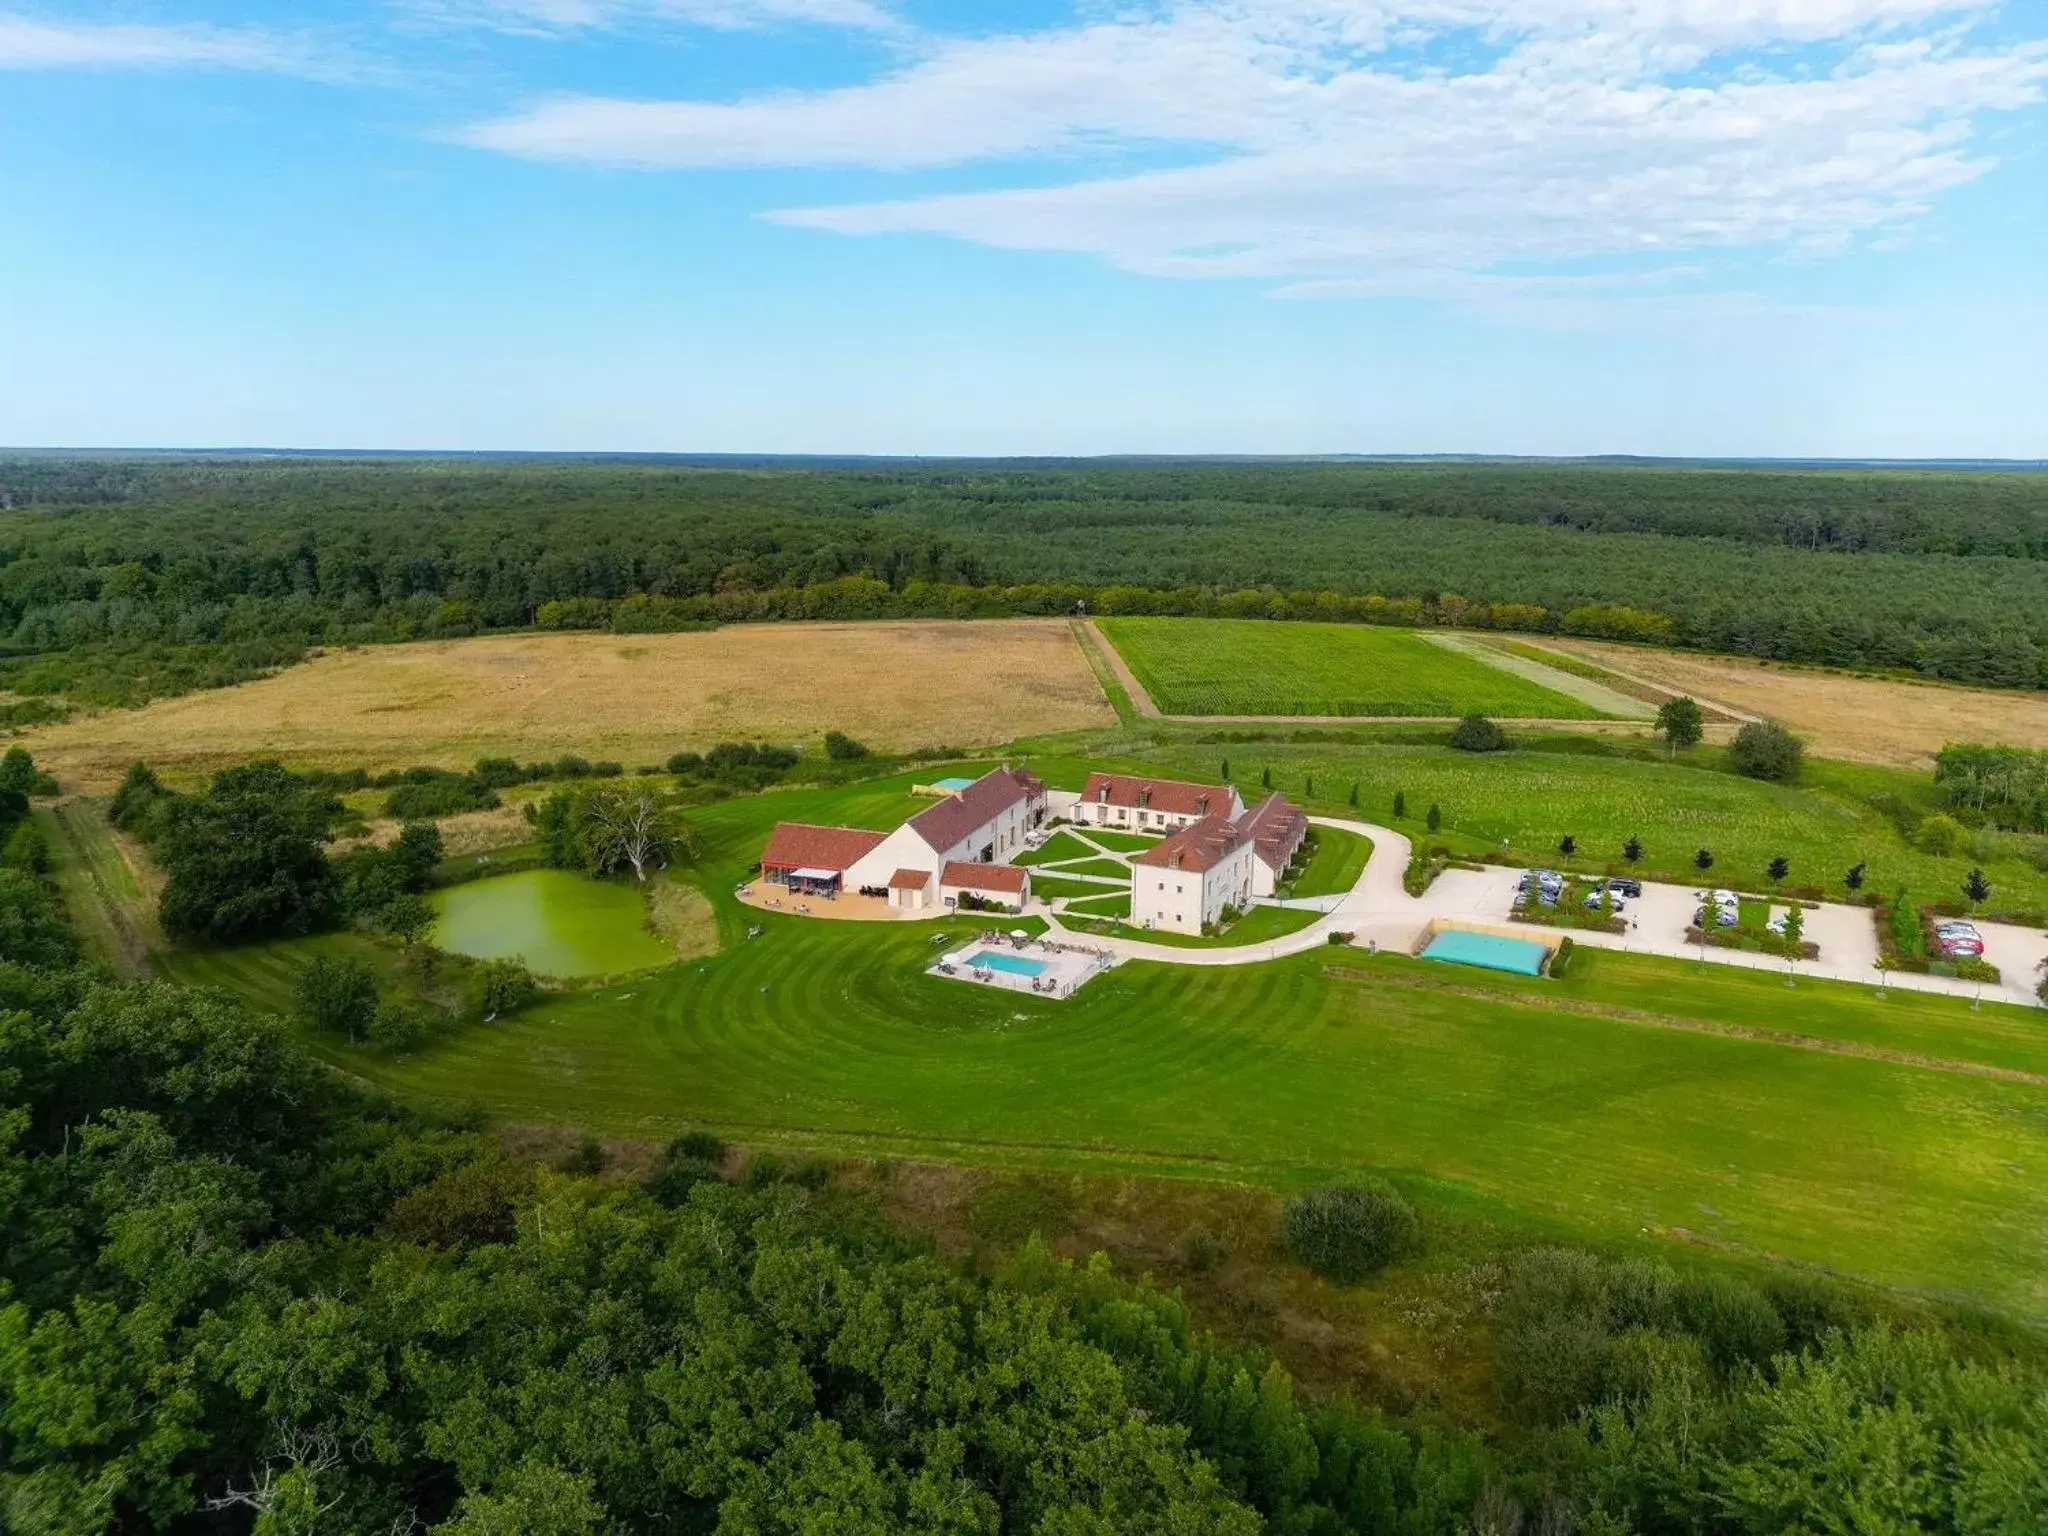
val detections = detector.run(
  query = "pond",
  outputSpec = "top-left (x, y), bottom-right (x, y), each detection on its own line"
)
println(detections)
top-left (430, 869), bottom-right (675, 978)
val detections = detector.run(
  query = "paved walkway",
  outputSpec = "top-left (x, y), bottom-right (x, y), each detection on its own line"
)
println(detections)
top-left (1037, 818), bottom-right (2047, 1008)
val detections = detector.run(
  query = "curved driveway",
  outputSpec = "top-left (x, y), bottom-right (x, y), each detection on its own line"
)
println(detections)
top-left (1039, 817), bottom-right (2047, 1008)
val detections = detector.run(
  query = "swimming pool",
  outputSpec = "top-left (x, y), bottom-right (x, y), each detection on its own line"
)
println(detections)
top-left (1420, 929), bottom-right (1551, 977)
top-left (966, 949), bottom-right (1048, 977)
top-left (932, 776), bottom-right (978, 792)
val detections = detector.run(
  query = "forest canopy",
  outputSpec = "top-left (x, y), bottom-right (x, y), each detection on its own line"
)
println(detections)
top-left (2, 455), bottom-right (2047, 704)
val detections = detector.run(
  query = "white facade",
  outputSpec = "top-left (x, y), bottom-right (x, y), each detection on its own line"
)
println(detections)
top-left (843, 769), bottom-right (1046, 892)
top-left (1131, 841), bottom-right (1256, 935)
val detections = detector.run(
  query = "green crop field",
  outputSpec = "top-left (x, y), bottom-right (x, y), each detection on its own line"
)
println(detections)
top-left (152, 765), bottom-right (2048, 1319)
top-left (1098, 617), bottom-right (1602, 718)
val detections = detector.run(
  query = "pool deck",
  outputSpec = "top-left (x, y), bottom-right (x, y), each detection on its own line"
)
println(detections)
top-left (929, 932), bottom-right (1118, 999)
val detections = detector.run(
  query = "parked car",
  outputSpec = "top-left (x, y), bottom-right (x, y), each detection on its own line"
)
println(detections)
top-left (1765, 912), bottom-right (1789, 935)
top-left (1585, 889), bottom-right (1627, 911)
top-left (1606, 877), bottom-right (1643, 899)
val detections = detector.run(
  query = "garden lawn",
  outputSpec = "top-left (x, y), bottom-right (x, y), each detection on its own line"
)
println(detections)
top-left (1288, 826), bottom-right (1372, 898)
top-left (1029, 874), bottom-right (1128, 900)
top-left (1052, 858), bottom-right (1133, 881)
top-left (1098, 617), bottom-right (1602, 718)
top-left (1062, 892), bottom-right (1132, 918)
top-left (1018, 832), bottom-right (1096, 866)
top-left (1079, 829), bottom-right (1160, 853)
top-left (1069, 905), bottom-right (1324, 949)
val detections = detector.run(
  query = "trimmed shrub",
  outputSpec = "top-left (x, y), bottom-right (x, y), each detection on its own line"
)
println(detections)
top-left (1281, 1177), bottom-right (1421, 1283)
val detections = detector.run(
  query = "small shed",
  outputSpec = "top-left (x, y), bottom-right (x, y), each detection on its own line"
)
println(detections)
top-left (939, 861), bottom-right (1031, 913)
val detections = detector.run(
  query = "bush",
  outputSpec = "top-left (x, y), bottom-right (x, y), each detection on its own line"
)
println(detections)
top-left (1914, 812), bottom-right (1965, 856)
top-left (468, 956), bottom-right (538, 1019)
top-left (1549, 935), bottom-right (1575, 977)
top-left (298, 954), bottom-right (379, 1043)
top-left (1448, 714), bottom-right (1510, 752)
top-left (665, 751), bottom-right (704, 776)
top-left (1728, 721), bottom-right (1805, 782)
top-left (1281, 1177), bottom-right (1421, 1283)
top-left (472, 756), bottom-right (527, 789)
top-left (823, 730), bottom-right (869, 761)
top-left (385, 773), bottom-right (499, 821)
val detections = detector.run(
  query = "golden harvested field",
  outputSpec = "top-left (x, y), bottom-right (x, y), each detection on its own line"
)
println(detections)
top-left (23, 621), bottom-right (1114, 791)
top-left (1546, 638), bottom-right (2048, 769)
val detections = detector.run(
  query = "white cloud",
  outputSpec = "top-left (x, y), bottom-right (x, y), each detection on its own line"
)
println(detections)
top-left (0, 13), bottom-right (321, 73)
top-left (455, 1), bottom-right (2048, 302)
top-left (408, 0), bottom-right (893, 35)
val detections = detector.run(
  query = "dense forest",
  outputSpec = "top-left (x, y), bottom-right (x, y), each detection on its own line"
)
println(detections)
top-left (2, 456), bottom-right (2047, 706)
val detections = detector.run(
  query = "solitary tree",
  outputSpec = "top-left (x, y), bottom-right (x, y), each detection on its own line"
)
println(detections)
top-left (1767, 856), bottom-right (1791, 885)
top-left (1781, 903), bottom-right (1805, 974)
top-left (376, 892), bottom-right (436, 948)
top-left (1963, 867), bottom-right (1992, 908)
top-left (1656, 696), bottom-right (1704, 755)
top-left (1304, 775), bottom-right (1315, 799)
top-left (1623, 834), bottom-right (1643, 865)
top-left (1262, 766), bottom-right (1273, 790)
top-left (1729, 721), bottom-right (1805, 782)
top-left (1220, 758), bottom-right (1230, 781)
top-left (1347, 781), bottom-right (1359, 808)
top-left (298, 954), bottom-right (378, 1043)
top-left (1448, 714), bottom-right (1510, 753)
top-left (1845, 861), bottom-right (1867, 893)
top-left (1558, 835), bottom-right (1577, 857)
top-left (1393, 791), bottom-right (1407, 819)
top-left (1426, 803), bottom-right (1442, 834)
top-left (1694, 848), bottom-right (1715, 872)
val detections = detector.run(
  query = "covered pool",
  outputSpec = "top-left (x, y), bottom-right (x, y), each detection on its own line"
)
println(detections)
top-left (931, 776), bottom-right (978, 792)
top-left (1421, 929), bottom-right (1551, 977)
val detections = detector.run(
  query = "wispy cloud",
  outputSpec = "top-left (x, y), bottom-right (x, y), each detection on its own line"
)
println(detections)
top-left (406, 0), bottom-right (894, 36)
top-left (0, 13), bottom-right (331, 74)
top-left (456, 0), bottom-right (2048, 306)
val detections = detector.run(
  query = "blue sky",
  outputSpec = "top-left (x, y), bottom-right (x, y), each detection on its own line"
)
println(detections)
top-left (2, 1), bottom-right (2044, 455)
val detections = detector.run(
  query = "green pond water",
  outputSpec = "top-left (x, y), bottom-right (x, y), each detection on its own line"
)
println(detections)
top-left (430, 869), bottom-right (674, 978)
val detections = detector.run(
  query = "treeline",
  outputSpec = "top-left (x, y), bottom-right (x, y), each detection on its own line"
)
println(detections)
top-left (2, 457), bottom-right (2047, 701)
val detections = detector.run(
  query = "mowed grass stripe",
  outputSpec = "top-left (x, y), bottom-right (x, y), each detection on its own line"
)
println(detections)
top-left (1098, 617), bottom-right (1602, 718)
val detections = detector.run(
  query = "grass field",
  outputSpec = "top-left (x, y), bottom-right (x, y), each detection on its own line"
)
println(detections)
top-left (21, 621), bottom-right (1115, 790)
top-left (1017, 832), bottom-right (1096, 866)
top-left (1289, 826), bottom-right (1372, 898)
top-left (1097, 618), bottom-right (1602, 718)
top-left (1138, 740), bottom-right (2048, 913)
top-left (139, 765), bottom-right (2048, 1319)
top-left (1545, 638), bottom-right (2048, 770)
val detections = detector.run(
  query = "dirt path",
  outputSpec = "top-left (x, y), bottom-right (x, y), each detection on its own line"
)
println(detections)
top-left (1076, 618), bottom-right (1160, 717)
top-left (1428, 632), bottom-right (1656, 719)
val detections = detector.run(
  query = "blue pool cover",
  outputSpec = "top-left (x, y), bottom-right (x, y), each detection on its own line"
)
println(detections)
top-left (1420, 929), bottom-right (1550, 976)
top-left (932, 776), bottom-right (977, 791)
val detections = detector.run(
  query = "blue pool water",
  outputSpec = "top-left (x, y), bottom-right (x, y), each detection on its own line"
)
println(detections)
top-left (932, 776), bottom-right (977, 791)
top-left (1420, 929), bottom-right (1550, 977)
top-left (967, 949), bottom-right (1048, 977)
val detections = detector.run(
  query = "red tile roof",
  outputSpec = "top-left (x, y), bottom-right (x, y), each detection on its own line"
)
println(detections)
top-left (1081, 772), bottom-right (1233, 818)
top-left (888, 867), bottom-right (932, 890)
top-left (1130, 815), bottom-right (1250, 874)
top-left (760, 823), bottom-right (887, 872)
top-left (1236, 794), bottom-right (1308, 871)
top-left (908, 765), bottom-right (1044, 853)
top-left (940, 861), bottom-right (1029, 894)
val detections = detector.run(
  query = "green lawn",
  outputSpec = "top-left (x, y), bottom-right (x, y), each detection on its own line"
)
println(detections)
top-left (1078, 828), bottom-right (1160, 853)
top-left (1069, 904), bottom-right (1325, 949)
top-left (1287, 826), bottom-right (1372, 898)
top-left (1051, 857), bottom-right (1133, 882)
top-left (130, 763), bottom-right (2048, 1319)
top-left (1098, 617), bottom-right (1602, 718)
top-left (1062, 891), bottom-right (1131, 919)
top-left (1017, 832), bottom-right (1096, 866)
top-left (1028, 874), bottom-right (1128, 899)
